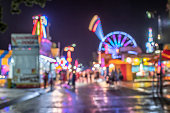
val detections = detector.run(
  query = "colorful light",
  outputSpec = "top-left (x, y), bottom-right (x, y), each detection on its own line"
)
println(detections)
top-left (118, 34), bottom-right (121, 46)
top-left (92, 19), bottom-right (100, 32)
top-left (146, 27), bottom-right (154, 53)
top-left (89, 15), bottom-right (138, 60)
top-left (89, 15), bottom-right (104, 41)
top-left (105, 44), bottom-right (108, 54)
top-left (126, 57), bottom-right (132, 63)
top-left (32, 15), bottom-right (48, 41)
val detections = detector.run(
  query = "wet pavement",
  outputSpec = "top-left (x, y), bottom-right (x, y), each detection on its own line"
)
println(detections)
top-left (1, 81), bottom-right (170, 113)
top-left (0, 87), bottom-right (51, 109)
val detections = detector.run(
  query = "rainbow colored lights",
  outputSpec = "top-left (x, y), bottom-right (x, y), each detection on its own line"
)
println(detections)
top-left (89, 15), bottom-right (104, 41)
top-left (89, 15), bottom-right (137, 59)
top-left (99, 31), bottom-right (137, 59)
top-left (32, 15), bottom-right (48, 42)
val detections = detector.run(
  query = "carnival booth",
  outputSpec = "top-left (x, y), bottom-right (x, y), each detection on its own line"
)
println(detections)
top-left (0, 50), bottom-right (12, 87)
top-left (108, 59), bottom-right (132, 81)
top-left (154, 44), bottom-right (170, 80)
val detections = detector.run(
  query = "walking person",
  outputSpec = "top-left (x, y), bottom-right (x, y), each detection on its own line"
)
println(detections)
top-left (110, 70), bottom-right (115, 86)
top-left (89, 71), bottom-right (93, 83)
top-left (85, 72), bottom-right (88, 83)
top-left (43, 72), bottom-right (48, 89)
top-left (114, 69), bottom-right (119, 86)
top-left (118, 69), bottom-right (123, 85)
top-left (72, 70), bottom-right (76, 89)
top-left (68, 72), bottom-right (72, 85)
top-left (49, 71), bottom-right (53, 91)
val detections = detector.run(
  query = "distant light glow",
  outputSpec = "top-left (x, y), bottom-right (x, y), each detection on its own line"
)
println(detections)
top-left (146, 27), bottom-right (154, 53)
top-left (146, 11), bottom-right (152, 19)
top-left (128, 51), bottom-right (138, 55)
top-left (158, 34), bottom-right (161, 40)
top-left (109, 64), bottom-right (114, 68)
top-left (126, 57), bottom-right (132, 63)
top-left (94, 64), bottom-right (100, 68)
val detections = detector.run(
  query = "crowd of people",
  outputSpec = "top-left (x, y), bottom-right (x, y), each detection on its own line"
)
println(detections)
top-left (42, 68), bottom-right (124, 89)
top-left (105, 68), bottom-right (123, 86)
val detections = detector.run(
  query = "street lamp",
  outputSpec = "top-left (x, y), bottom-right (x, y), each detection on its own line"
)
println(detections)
top-left (60, 43), bottom-right (76, 57)
top-left (146, 10), bottom-right (163, 95)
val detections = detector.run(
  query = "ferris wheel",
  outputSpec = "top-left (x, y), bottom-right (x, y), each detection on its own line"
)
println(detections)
top-left (99, 31), bottom-right (137, 53)
top-left (89, 15), bottom-right (138, 58)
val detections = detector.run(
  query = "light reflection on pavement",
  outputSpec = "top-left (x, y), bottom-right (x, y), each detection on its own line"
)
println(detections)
top-left (0, 82), bottom-right (170, 113)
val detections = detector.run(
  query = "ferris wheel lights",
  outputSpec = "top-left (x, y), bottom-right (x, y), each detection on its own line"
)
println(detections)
top-left (116, 49), bottom-right (119, 53)
top-left (89, 15), bottom-right (138, 59)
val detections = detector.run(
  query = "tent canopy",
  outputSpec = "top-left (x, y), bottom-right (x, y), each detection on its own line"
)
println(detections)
top-left (0, 50), bottom-right (12, 66)
top-left (109, 59), bottom-right (129, 65)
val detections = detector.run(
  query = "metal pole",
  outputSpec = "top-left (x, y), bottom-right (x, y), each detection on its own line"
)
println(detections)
top-left (50, 62), bottom-right (53, 91)
top-left (159, 49), bottom-right (163, 95)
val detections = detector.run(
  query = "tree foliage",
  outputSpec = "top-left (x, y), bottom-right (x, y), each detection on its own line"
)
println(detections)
top-left (0, 0), bottom-right (51, 33)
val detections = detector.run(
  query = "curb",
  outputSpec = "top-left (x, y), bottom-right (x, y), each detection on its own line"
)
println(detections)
top-left (0, 87), bottom-right (51, 109)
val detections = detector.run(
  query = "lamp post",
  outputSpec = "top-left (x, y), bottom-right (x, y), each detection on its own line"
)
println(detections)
top-left (146, 11), bottom-right (163, 95)
top-left (60, 43), bottom-right (76, 57)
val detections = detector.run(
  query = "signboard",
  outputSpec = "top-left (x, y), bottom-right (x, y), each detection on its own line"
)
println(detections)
top-left (11, 34), bottom-right (40, 87)
top-left (11, 34), bottom-right (39, 48)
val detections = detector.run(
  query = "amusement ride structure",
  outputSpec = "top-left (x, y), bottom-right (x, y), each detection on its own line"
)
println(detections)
top-left (32, 15), bottom-right (50, 43)
top-left (89, 15), bottom-right (138, 58)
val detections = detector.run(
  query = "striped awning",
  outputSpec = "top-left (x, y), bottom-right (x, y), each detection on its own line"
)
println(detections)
top-left (0, 50), bottom-right (12, 66)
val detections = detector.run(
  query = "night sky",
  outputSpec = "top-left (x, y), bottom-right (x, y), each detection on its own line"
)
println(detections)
top-left (0, 0), bottom-right (167, 66)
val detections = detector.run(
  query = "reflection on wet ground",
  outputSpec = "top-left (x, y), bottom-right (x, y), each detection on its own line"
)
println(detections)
top-left (1, 82), bottom-right (170, 113)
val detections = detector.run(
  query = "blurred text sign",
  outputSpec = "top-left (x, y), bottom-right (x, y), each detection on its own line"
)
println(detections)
top-left (11, 34), bottom-right (39, 48)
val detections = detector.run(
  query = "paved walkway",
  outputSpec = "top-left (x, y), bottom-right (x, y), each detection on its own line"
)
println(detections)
top-left (1, 79), bottom-right (170, 111)
top-left (0, 87), bottom-right (51, 109)
top-left (1, 81), bottom-right (170, 113)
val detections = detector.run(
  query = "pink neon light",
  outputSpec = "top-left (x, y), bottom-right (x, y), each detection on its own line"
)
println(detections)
top-left (105, 44), bottom-right (108, 54)
top-left (124, 40), bottom-right (132, 47)
top-left (92, 20), bottom-right (100, 32)
top-left (32, 19), bottom-right (38, 35)
top-left (118, 35), bottom-right (121, 44)
top-left (121, 36), bottom-right (127, 46)
top-left (75, 60), bottom-right (78, 67)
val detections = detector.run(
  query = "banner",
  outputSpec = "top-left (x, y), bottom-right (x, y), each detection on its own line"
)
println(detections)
top-left (11, 34), bottom-right (39, 48)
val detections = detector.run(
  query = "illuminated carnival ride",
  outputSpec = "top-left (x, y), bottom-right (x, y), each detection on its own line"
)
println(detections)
top-left (32, 15), bottom-right (48, 43)
top-left (89, 15), bottom-right (138, 59)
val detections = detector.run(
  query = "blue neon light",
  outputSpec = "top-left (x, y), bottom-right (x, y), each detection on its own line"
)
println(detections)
top-left (42, 25), bottom-right (47, 38)
top-left (128, 51), bottom-right (138, 55)
top-left (98, 31), bottom-right (137, 51)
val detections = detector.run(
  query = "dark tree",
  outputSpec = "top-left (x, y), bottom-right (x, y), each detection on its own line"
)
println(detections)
top-left (0, 0), bottom-right (52, 33)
